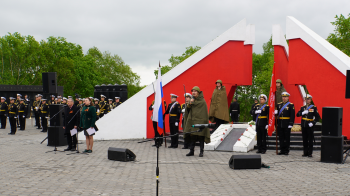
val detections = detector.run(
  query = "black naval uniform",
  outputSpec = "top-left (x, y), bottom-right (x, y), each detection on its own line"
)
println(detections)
top-left (251, 103), bottom-right (270, 153)
top-left (230, 101), bottom-right (240, 123)
top-left (18, 103), bottom-right (28, 130)
top-left (49, 99), bottom-right (56, 105)
top-left (63, 104), bottom-right (80, 150)
top-left (0, 101), bottom-right (8, 129)
top-left (33, 100), bottom-right (42, 128)
top-left (149, 101), bottom-right (163, 146)
top-left (98, 100), bottom-right (108, 118)
top-left (113, 101), bottom-right (122, 109)
top-left (164, 101), bottom-right (181, 148)
top-left (251, 102), bottom-right (259, 122)
top-left (297, 104), bottom-right (320, 156)
top-left (41, 103), bottom-right (49, 132)
top-left (93, 104), bottom-right (99, 120)
top-left (181, 103), bottom-right (190, 149)
top-left (8, 103), bottom-right (18, 134)
top-left (276, 102), bottom-right (295, 155)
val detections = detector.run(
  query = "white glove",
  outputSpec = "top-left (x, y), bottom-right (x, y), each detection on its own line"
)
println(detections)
top-left (288, 125), bottom-right (293, 129)
top-left (97, 109), bottom-right (100, 113)
top-left (255, 110), bottom-right (261, 114)
top-left (14, 117), bottom-right (17, 119)
top-left (182, 109), bottom-right (185, 113)
top-left (302, 110), bottom-right (308, 115)
top-left (230, 113), bottom-right (231, 116)
top-left (308, 123), bottom-right (313, 127)
top-left (152, 105), bottom-right (154, 109)
top-left (265, 125), bottom-right (268, 129)
top-left (23, 116), bottom-right (25, 118)
top-left (274, 110), bottom-right (278, 114)
top-left (238, 114), bottom-right (240, 117)
top-left (175, 122), bottom-right (178, 126)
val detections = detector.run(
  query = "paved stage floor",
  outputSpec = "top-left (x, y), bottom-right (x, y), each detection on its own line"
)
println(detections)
top-left (1, 119), bottom-right (350, 195)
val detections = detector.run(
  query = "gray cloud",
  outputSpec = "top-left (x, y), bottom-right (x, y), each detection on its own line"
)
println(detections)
top-left (1, 0), bottom-right (349, 85)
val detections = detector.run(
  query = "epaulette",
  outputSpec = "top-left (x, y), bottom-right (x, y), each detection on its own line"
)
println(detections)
top-left (278, 102), bottom-right (283, 104)
top-left (266, 105), bottom-right (269, 107)
top-left (120, 102), bottom-right (122, 103)
top-left (290, 103), bottom-right (294, 105)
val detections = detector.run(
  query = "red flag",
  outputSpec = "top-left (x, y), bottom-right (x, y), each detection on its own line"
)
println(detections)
top-left (267, 63), bottom-right (276, 136)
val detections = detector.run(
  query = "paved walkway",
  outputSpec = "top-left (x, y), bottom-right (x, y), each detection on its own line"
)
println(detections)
top-left (1, 119), bottom-right (350, 195)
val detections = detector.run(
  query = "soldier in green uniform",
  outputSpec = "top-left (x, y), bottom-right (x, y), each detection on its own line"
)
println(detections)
top-left (18, 99), bottom-right (28, 131)
top-left (113, 97), bottom-right (122, 108)
top-left (184, 86), bottom-right (211, 157)
top-left (251, 94), bottom-right (270, 154)
top-left (208, 80), bottom-right (230, 132)
top-left (181, 93), bottom-right (192, 149)
top-left (275, 79), bottom-right (286, 104)
top-left (164, 94), bottom-right (181, 148)
top-left (296, 94), bottom-right (320, 157)
top-left (0, 97), bottom-right (8, 129)
top-left (8, 97), bottom-right (18, 135)
top-left (98, 95), bottom-right (107, 118)
top-left (275, 92), bottom-right (295, 155)
top-left (40, 99), bottom-right (49, 132)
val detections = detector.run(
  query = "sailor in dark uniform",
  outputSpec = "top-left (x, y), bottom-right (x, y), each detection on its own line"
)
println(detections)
top-left (34, 94), bottom-right (42, 129)
top-left (8, 97), bottom-right (18, 135)
top-left (49, 95), bottom-right (56, 105)
top-left (57, 96), bottom-right (62, 104)
top-left (181, 93), bottom-right (192, 149)
top-left (251, 94), bottom-right (270, 154)
top-left (230, 97), bottom-right (240, 123)
top-left (98, 95), bottom-right (107, 118)
top-left (296, 94), bottom-right (320, 157)
top-left (0, 97), bottom-right (8, 129)
top-left (18, 99), bottom-right (28, 131)
top-left (164, 94), bottom-right (181, 148)
top-left (113, 97), bottom-right (122, 108)
top-left (15, 94), bottom-right (22, 127)
top-left (251, 99), bottom-right (259, 122)
top-left (62, 97), bottom-right (68, 105)
top-left (94, 98), bottom-right (100, 120)
top-left (107, 99), bottom-right (113, 113)
top-left (40, 99), bottom-right (49, 132)
top-left (23, 95), bottom-right (30, 118)
top-left (275, 92), bottom-right (295, 155)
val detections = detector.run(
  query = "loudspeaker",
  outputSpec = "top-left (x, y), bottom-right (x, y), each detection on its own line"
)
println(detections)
top-left (321, 136), bottom-right (343, 163)
top-left (108, 147), bottom-right (136, 162)
top-left (42, 72), bottom-right (57, 94)
top-left (228, 155), bottom-right (261, 169)
top-left (48, 126), bottom-right (67, 146)
top-left (346, 70), bottom-right (350, 99)
top-left (49, 104), bottom-right (64, 126)
top-left (322, 107), bottom-right (343, 136)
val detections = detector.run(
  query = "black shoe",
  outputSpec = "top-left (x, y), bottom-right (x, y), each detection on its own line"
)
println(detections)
top-left (37, 127), bottom-right (42, 129)
top-left (168, 146), bottom-right (174, 148)
top-left (302, 154), bottom-right (308, 157)
top-left (256, 151), bottom-right (262, 154)
top-left (19, 129), bottom-right (25, 131)
top-left (308, 155), bottom-right (313, 158)
top-left (64, 148), bottom-right (72, 151)
top-left (172, 146), bottom-right (178, 149)
top-left (70, 148), bottom-right (76, 151)
top-left (278, 152), bottom-right (284, 155)
top-left (182, 147), bottom-right (189, 149)
top-left (186, 151), bottom-right (194, 156)
top-left (199, 152), bottom-right (203, 157)
top-left (41, 130), bottom-right (47, 132)
top-left (261, 151), bottom-right (266, 154)
top-left (8, 133), bottom-right (15, 135)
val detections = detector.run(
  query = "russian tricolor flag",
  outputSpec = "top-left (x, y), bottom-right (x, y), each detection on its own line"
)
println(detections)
top-left (152, 65), bottom-right (164, 134)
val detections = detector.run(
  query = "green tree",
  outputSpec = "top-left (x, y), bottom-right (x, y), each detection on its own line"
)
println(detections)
top-left (327, 14), bottom-right (350, 56)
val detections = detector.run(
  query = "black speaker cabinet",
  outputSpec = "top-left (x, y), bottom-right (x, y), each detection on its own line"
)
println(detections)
top-left (108, 147), bottom-right (136, 162)
top-left (49, 104), bottom-right (64, 126)
top-left (47, 126), bottom-right (67, 146)
top-left (322, 107), bottom-right (343, 136)
top-left (42, 72), bottom-right (57, 94)
top-left (346, 70), bottom-right (350, 99)
top-left (229, 155), bottom-right (261, 169)
top-left (321, 136), bottom-right (343, 163)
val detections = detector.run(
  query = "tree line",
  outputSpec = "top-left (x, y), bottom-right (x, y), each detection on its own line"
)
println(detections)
top-left (0, 33), bottom-right (143, 98)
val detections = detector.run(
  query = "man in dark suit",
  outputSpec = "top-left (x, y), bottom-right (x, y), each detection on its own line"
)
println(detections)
top-left (63, 98), bottom-right (80, 151)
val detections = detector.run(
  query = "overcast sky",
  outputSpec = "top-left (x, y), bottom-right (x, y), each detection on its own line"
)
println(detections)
top-left (1, 0), bottom-right (349, 86)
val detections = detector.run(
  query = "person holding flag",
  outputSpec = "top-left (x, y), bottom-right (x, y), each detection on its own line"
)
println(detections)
top-left (296, 94), bottom-right (320, 158)
top-left (164, 94), bottom-right (181, 148)
top-left (275, 92), bottom-right (295, 155)
top-left (251, 94), bottom-right (269, 154)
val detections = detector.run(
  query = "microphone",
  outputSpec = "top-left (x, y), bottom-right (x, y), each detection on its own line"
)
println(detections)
top-left (191, 124), bottom-right (216, 129)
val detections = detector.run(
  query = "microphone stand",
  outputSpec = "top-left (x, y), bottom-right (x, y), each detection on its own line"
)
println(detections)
top-left (40, 107), bottom-right (66, 154)
top-left (138, 128), bottom-right (205, 196)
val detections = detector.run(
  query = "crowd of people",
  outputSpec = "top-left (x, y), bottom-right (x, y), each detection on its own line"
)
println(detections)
top-left (0, 94), bottom-right (122, 153)
top-left (150, 79), bottom-right (320, 158)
